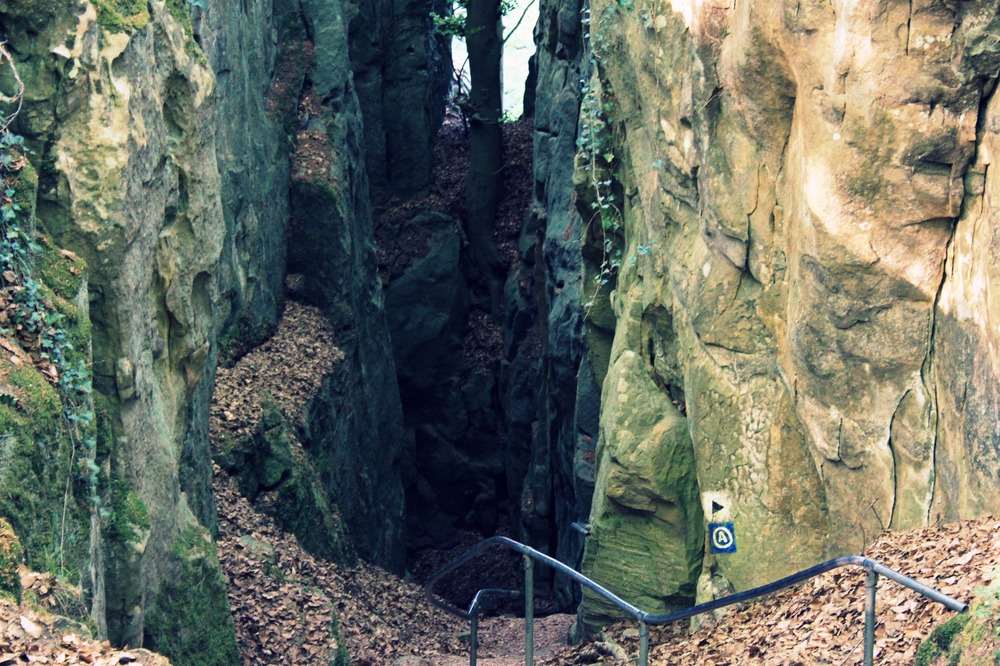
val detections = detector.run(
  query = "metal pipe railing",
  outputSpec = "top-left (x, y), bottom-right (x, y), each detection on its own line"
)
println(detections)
top-left (423, 536), bottom-right (968, 666)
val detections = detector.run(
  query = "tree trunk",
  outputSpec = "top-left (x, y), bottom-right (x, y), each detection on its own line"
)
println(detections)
top-left (464, 0), bottom-right (505, 313)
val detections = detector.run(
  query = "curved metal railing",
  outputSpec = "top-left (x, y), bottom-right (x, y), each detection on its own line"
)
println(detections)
top-left (423, 535), bottom-right (968, 666)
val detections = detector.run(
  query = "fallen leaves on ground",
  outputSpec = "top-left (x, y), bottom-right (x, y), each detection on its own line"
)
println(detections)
top-left (215, 468), bottom-right (471, 665)
top-left (212, 295), bottom-right (576, 666)
top-left (210, 300), bottom-right (344, 445)
top-left (541, 516), bottom-right (999, 666)
top-left (0, 598), bottom-right (169, 666)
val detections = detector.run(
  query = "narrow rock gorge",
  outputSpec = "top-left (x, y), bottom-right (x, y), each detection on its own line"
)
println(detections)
top-left (0, 0), bottom-right (997, 663)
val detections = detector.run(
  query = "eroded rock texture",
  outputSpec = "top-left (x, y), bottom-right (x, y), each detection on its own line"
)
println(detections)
top-left (0, 0), bottom-right (407, 660)
top-left (347, 0), bottom-right (450, 202)
top-left (1, 3), bottom-right (236, 656)
top-left (575, 0), bottom-right (1000, 627)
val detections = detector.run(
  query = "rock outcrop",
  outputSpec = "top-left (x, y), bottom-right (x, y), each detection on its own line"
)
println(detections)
top-left (347, 0), bottom-right (450, 202)
top-left (0, 0), bottom-right (408, 662)
top-left (569, 0), bottom-right (1000, 629)
top-left (501, 0), bottom-right (597, 605)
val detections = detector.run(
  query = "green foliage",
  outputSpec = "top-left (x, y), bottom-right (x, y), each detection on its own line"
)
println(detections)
top-left (576, 80), bottom-right (624, 313)
top-left (94, 0), bottom-right (150, 33)
top-left (1, 123), bottom-right (96, 578)
top-left (0, 365), bottom-right (88, 579)
top-left (165, 0), bottom-right (207, 63)
top-left (581, 0), bottom-right (631, 57)
top-left (430, 0), bottom-right (518, 39)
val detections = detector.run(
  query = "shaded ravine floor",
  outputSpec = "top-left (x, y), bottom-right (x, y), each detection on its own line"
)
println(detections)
top-left (215, 466), bottom-right (579, 666)
top-left (209, 299), bottom-right (578, 666)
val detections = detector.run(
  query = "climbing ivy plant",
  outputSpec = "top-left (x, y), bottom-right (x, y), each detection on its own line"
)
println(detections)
top-left (430, 0), bottom-right (518, 38)
top-left (0, 45), bottom-right (99, 574)
top-left (576, 77), bottom-right (625, 312)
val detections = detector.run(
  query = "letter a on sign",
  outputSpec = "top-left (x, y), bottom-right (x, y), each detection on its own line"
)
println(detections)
top-left (709, 522), bottom-right (736, 554)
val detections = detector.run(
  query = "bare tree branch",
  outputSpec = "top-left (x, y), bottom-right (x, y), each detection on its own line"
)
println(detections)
top-left (0, 42), bottom-right (25, 133)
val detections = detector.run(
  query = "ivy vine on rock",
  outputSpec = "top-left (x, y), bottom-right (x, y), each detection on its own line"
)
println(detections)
top-left (575, 75), bottom-right (624, 314)
top-left (0, 47), bottom-right (99, 542)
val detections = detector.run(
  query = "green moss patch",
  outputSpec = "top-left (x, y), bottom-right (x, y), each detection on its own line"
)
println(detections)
top-left (0, 364), bottom-right (89, 579)
top-left (0, 518), bottom-right (23, 602)
top-left (143, 523), bottom-right (240, 666)
top-left (164, 0), bottom-right (207, 64)
top-left (217, 400), bottom-right (355, 565)
top-left (94, 0), bottom-right (150, 33)
top-left (0, 131), bottom-right (95, 586)
top-left (915, 573), bottom-right (1000, 666)
top-left (102, 477), bottom-right (149, 545)
top-left (914, 613), bottom-right (971, 666)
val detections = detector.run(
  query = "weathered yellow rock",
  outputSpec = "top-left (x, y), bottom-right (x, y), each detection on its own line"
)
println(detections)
top-left (580, 0), bottom-right (1000, 624)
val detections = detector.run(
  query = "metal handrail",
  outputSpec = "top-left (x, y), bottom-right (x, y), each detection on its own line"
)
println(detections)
top-left (423, 535), bottom-right (968, 666)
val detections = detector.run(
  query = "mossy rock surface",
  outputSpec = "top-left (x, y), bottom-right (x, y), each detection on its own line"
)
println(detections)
top-left (0, 519), bottom-right (23, 602)
top-left (94, 0), bottom-right (150, 32)
top-left (143, 522), bottom-right (240, 666)
top-left (218, 401), bottom-right (355, 566)
top-left (916, 575), bottom-right (1000, 666)
top-left (0, 364), bottom-right (90, 580)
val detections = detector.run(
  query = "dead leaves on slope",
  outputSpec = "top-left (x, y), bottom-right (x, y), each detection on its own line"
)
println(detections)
top-left (214, 469), bottom-right (468, 666)
top-left (210, 300), bottom-right (344, 448)
top-left (545, 516), bottom-right (999, 666)
top-left (0, 600), bottom-right (169, 666)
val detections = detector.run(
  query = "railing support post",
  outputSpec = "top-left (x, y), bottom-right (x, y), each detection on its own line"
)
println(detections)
top-left (638, 621), bottom-right (649, 666)
top-left (469, 613), bottom-right (478, 666)
top-left (524, 555), bottom-right (534, 666)
top-left (864, 567), bottom-right (878, 666)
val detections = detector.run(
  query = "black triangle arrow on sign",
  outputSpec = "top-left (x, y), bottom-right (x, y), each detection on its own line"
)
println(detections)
top-left (711, 500), bottom-right (724, 514)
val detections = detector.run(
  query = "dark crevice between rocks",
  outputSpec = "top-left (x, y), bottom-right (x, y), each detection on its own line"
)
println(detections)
top-left (376, 118), bottom-right (534, 564)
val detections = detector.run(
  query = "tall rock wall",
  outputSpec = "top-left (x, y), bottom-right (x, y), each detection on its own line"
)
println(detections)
top-left (347, 0), bottom-right (450, 202)
top-left (283, 0), bottom-right (407, 570)
top-left (571, 0), bottom-right (1000, 628)
top-left (1, 3), bottom-right (237, 657)
top-left (0, 0), bottom-right (407, 661)
top-left (502, 0), bottom-right (597, 605)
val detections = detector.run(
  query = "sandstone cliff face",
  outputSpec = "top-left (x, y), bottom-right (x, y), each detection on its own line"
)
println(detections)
top-left (0, 0), bottom-right (407, 660)
top-left (1, 3), bottom-right (235, 655)
top-left (573, 0), bottom-right (1000, 626)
